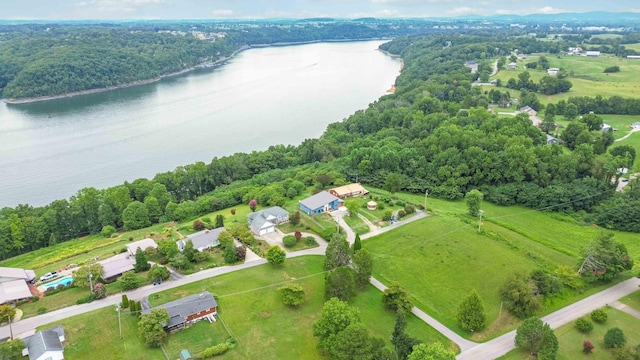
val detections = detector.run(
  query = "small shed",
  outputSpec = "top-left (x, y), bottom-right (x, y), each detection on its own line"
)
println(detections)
top-left (367, 201), bottom-right (377, 211)
top-left (180, 349), bottom-right (193, 360)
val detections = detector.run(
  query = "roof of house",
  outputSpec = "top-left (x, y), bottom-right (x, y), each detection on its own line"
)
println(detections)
top-left (99, 253), bottom-right (134, 279)
top-left (0, 267), bottom-right (36, 282)
top-left (250, 216), bottom-right (274, 231)
top-left (546, 134), bottom-right (560, 142)
top-left (299, 191), bottom-right (340, 211)
top-left (126, 238), bottom-right (158, 254)
top-left (25, 327), bottom-right (64, 360)
top-left (247, 206), bottom-right (289, 222)
top-left (0, 279), bottom-right (33, 304)
top-left (329, 183), bottom-right (369, 197)
top-left (144, 291), bottom-right (218, 328)
top-left (180, 228), bottom-right (225, 250)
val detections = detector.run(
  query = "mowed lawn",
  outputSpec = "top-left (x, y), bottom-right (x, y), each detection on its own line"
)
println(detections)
top-left (500, 307), bottom-right (640, 360)
top-left (149, 256), bottom-right (451, 359)
top-left (365, 214), bottom-right (545, 336)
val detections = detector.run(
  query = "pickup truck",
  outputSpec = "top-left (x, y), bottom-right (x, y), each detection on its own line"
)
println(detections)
top-left (40, 272), bottom-right (58, 282)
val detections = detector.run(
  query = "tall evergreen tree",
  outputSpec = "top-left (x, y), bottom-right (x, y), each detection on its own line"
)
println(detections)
top-left (392, 311), bottom-right (421, 360)
top-left (134, 248), bottom-right (149, 272)
top-left (353, 233), bottom-right (362, 253)
top-left (456, 289), bottom-right (486, 332)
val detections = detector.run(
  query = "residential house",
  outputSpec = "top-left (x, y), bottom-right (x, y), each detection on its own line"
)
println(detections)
top-left (126, 238), bottom-right (158, 256)
top-left (546, 134), bottom-right (561, 145)
top-left (0, 267), bottom-right (36, 304)
top-left (586, 51), bottom-right (601, 57)
top-left (601, 123), bottom-right (613, 132)
top-left (329, 183), bottom-right (369, 199)
top-left (299, 191), bottom-right (341, 215)
top-left (143, 291), bottom-right (218, 333)
top-left (546, 68), bottom-right (560, 76)
top-left (519, 106), bottom-right (537, 116)
top-left (177, 228), bottom-right (224, 252)
top-left (22, 326), bottom-right (65, 360)
top-left (632, 122), bottom-right (640, 130)
top-left (508, 62), bottom-right (518, 69)
top-left (99, 253), bottom-right (135, 281)
top-left (627, 55), bottom-right (640, 60)
top-left (247, 206), bottom-right (289, 236)
top-left (463, 61), bottom-right (478, 74)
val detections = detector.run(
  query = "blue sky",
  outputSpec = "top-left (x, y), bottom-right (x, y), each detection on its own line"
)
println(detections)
top-left (2, 0), bottom-right (639, 20)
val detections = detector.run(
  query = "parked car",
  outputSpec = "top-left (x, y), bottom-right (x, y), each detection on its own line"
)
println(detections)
top-left (40, 272), bottom-right (58, 282)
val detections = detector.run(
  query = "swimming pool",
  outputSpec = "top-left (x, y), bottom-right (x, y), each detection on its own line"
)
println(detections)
top-left (43, 276), bottom-right (73, 290)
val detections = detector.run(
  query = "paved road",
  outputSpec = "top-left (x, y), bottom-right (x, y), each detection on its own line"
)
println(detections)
top-left (457, 277), bottom-right (640, 359)
top-left (611, 300), bottom-right (640, 320)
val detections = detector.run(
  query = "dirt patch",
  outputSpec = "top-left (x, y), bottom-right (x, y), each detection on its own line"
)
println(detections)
top-left (472, 312), bottom-right (521, 341)
top-left (261, 312), bottom-right (271, 318)
top-left (173, 290), bottom-right (188, 298)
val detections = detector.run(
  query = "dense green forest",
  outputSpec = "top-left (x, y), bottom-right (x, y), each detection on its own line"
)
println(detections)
top-left (1, 29), bottom-right (639, 260)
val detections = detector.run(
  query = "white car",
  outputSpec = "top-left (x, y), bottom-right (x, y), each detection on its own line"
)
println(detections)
top-left (40, 272), bottom-right (58, 282)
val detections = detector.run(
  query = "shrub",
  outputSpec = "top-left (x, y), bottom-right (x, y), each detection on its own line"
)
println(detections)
top-left (37, 307), bottom-right (47, 314)
top-left (382, 210), bottom-right (393, 221)
top-left (201, 216), bottom-right (212, 224)
top-left (283, 235), bottom-right (297, 247)
top-left (200, 343), bottom-right (229, 358)
top-left (76, 294), bottom-right (95, 304)
top-left (404, 205), bottom-right (416, 214)
top-left (377, 202), bottom-right (385, 210)
top-left (604, 66), bottom-right (620, 73)
top-left (230, 208), bottom-right (236, 216)
top-left (591, 308), bottom-right (608, 323)
top-left (304, 236), bottom-right (317, 246)
top-left (397, 210), bottom-right (406, 218)
top-left (121, 294), bottom-right (129, 308)
top-left (575, 317), bottom-right (594, 333)
top-left (128, 236), bottom-right (134, 241)
top-left (30, 296), bottom-right (39, 302)
top-left (583, 340), bottom-right (594, 354)
top-left (193, 219), bottom-right (205, 231)
top-left (395, 200), bottom-right (405, 207)
top-left (236, 246), bottom-right (246, 261)
top-left (383, 282), bottom-right (413, 313)
top-left (604, 327), bottom-right (626, 348)
top-left (101, 225), bottom-right (117, 238)
top-left (294, 231), bottom-right (302, 241)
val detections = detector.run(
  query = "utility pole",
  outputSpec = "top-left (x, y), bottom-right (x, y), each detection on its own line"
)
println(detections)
top-left (8, 314), bottom-right (13, 340)
top-left (478, 210), bottom-right (484, 232)
top-left (89, 273), bottom-right (94, 294)
top-left (116, 305), bottom-right (122, 339)
top-left (424, 190), bottom-right (429, 211)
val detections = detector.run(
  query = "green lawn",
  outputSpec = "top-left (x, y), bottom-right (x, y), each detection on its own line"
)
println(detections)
top-left (619, 290), bottom-right (640, 312)
top-left (149, 256), bottom-right (452, 359)
top-left (500, 307), bottom-right (640, 360)
top-left (624, 43), bottom-right (640, 52)
top-left (164, 320), bottom-right (231, 359)
top-left (343, 213), bottom-right (371, 235)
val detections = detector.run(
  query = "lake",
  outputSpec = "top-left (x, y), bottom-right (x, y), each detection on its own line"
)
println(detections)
top-left (0, 40), bottom-right (400, 208)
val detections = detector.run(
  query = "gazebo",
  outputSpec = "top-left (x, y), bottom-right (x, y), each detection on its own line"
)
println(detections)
top-left (367, 201), bottom-right (377, 210)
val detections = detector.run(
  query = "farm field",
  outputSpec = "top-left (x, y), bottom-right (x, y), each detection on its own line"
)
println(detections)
top-left (499, 307), bottom-right (640, 360)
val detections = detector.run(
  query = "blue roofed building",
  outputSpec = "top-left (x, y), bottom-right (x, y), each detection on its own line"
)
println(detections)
top-left (299, 191), bottom-right (341, 215)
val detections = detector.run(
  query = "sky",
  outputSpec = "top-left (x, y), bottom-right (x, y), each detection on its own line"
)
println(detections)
top-left (1, 0), bottom-right (639, 20)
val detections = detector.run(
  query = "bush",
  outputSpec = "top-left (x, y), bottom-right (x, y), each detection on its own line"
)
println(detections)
top-left (583, 340), bottom-right (594, 354)
top-left (201, 217), bottom-right (212, 224)
top-left (382, 210), bottom-right (393, 221)
top-left (404, 205), bottom-right (416, 214)
top-left (591, 308), bottom-right (608, 323)
top-left (76, 294), bottom-right (95, 304)
top-left (236, 246), bottom-right (246, 262)
top-left (604, 327), bottom-right (626, 348)
top-left (395, 200), bottom-right (405, 207)
top-left (397, 210), bottom-right (406, 218)
top-left (193, 219), bottom-right (205, 231)
top-left (283, 235), bottom-right (297, 247)
top-left (101, 225), bottom-right (117, 238)
top-left (383, 282), bottom-right (413, 313)
top-left (199, 343), bottom-right (229, 358)
top-left (37, 307), bottom-right (47, 314)
top-left (604, 66), bottom-right (620, 73)
top-left (575, 317), bottom-right (594, 333)
top-left (304, 236), bottom-right (317, 246)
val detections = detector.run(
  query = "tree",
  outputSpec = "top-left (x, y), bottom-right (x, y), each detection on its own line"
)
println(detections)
top-left (604, 327), bottom-right (626, 348)
top-left (312, 298), bottom-right (361, 351)
top-left (345, 199), bottom-right (360, 217)
top-left (564, 103), bottom-right (579, 120)
top-left (408, 342), bottom-right (456, 360)
top-left (101, 225), bottom-right (116, 238)
top-left (392, 311), bottom-right (421, 360)
top-left (93, 282), bottom-right (106, 299)
top-left (326, 323), bottom-right (387, 360)
top-left (383, 282), bottom-right (413, 313)
top-left (457, 290), bottom-right (486, 332)
top-left (143, 196), bottom-right (162, 224)
top-left (316, 174), bottom-right (332, 188)
top-left (325, 266), bottom-right (356, 301)
top-left (121, 294), bottom-right (129, 308)
top-left (290, 211), bottom-right (301, 226)
top-left (515, 318), bottom-right (558, 359)
top-left (138, 308), bottom-right (169, 347)
top-left (583, 340), bottom-right (595, 354)
top-left (353, 233), bottom-right (362, 253)
top-left (147, 264), bottom-right (170, 282)
top-left (215, 214), bottom-right (224, 228)
top-left (578, 232), bottom-right (633, 282)
top-left (465, 189), bottom-right (484, 217)
top-left (541, 113), bottom-right (556, 134)
top-left (134, 248), bottom-right (150, 272)
top-left (324, 234), bottom-right (351, 271)
top-left (580, 113), bottom-right (604, 132)
top-left (157, 239), bottom-right (178, 260)
top-left (0, 304), bottom-right (16, 324)
top-left (248, 199), bottom-right (258, 212)
top-left (266, 245), bottom-right (286, 266)
top-left (224, 242), bottom-right (238, 264)
top-left (122, 201), bottom-right (151, 231)
top-left (118, 271), bottom-right (140, 290)
top-left (182, 239), bottom-right (197, 263)
top-left (384, 172), bottom-right (402, 194)
top-left (0, 339), bottom-right (26, 360)
top-left (500, 272), bottom-right (541, 319)
top-left (294, 231), bottom-right (302, 241)
top-left (278, 283), bottom-right (305, 306)
top-left (72, 263), bottom-right (104, 288)
top-left (192, 219), bottom-right (205, 231)
top-left (353, 248), bottom-right (372, 288)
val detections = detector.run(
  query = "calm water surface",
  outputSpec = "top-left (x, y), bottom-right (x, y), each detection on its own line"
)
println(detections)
top-left (0, 40), bottom-right (400, 207)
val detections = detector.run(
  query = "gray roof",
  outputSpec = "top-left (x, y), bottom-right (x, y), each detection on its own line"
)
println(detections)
top-left (126, 238), bottom-right (158, 254)
top-left (0, 279), bottom-right (33, 304)
top-left (0, 267), bottom-right (36, 283)
top-left (178, 228), bottom-right (224, 251)
top-left (247, 206), bottom-right (289, 222)
top-left (250, 216), bottom-right (274, 231)
top-left (99, 253), bottom-right (135, 279)
top-left (299, 191), bottom-right (340, 211)
top-left (144, 291), bottom-right (217, 328)
top-left (25, 327), bottom-right (64, 360)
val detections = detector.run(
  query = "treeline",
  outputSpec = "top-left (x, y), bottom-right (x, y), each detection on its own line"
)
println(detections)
top-left (2, 32), bottom-right (640, 260)
top-left (0, 28), bottom-right (243, 99)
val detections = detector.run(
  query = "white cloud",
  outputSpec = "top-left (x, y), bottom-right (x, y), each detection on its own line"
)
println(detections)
top-left (537, 6), bottom-right (563, 14)
top-left (446, 7), bottom-right (482, 16)
top-left (211, 9), bottom-right (233, 17)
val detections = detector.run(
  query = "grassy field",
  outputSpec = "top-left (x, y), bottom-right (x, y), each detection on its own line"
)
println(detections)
top-left (343, 213), bottom-right (371, 235)
top-left (500, 307), bottom-right (640, 360)
top-left (491, 54), bottom-right (640, 102)
top-left (163, 319), bottom-right (231, 359)
top-left (148, 256), bottom-right (452, 359)
top-left (624, 43), bottom-right (640, 52)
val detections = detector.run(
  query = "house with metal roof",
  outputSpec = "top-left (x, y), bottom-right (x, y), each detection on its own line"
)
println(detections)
top-left (247, 206), bottom-right (289, 236)
top-left (0, 267), bottom-right (36, 304)
top-left (98, 253), bottom-right (135, 281)
top-left (22, 325), bottom-right (65, 360)
top-left (177, 228), bottom-right (224, 253)
top-left (126, 238), bottom-right (158, 256)
top-left (143, 291), bottom-right (218, 333)
top-left (329, 183), bottom-right (369, 199)
top-left (299, 191), bottom-right (341, 215)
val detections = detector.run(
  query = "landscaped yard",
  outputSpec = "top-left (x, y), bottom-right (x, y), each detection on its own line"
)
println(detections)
top-left (499, 307), bottom-right (640, 360)
top-left (343, 213), bottom-right (371, 235)
top-left (164, 319), bottom-right (231, 359)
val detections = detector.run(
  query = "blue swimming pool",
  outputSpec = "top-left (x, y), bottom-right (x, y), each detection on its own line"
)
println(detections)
top-left (43, 276), bottom-right (73, 290)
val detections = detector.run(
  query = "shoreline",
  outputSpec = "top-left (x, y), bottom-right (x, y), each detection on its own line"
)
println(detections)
top-left (2, 39), bottom-right (391, 105)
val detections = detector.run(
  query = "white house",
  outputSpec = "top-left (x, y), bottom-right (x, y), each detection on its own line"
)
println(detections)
top-left (0, 267), bottom-right (36, 304)
top-left (508, 62), bottom-right (517, 69)
top-left (247, 206), bottom-right (289, 236)
top-left (22, 326), bottom-right (65, 360)
top-left (586, 51), bottom-right (601, 57)
top-left (126, 238), bottom-right (158, 256)
top-left (177, 228), bottom-right (225, 252)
